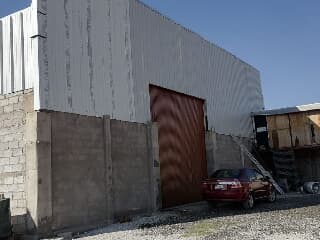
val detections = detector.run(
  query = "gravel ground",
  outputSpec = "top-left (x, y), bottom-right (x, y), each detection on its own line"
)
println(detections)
top-left (58, 193), bottom-right (320, 240)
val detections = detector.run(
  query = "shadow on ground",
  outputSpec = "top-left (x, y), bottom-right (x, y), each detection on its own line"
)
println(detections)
top-left (76, 194), bottom-right (320, 238)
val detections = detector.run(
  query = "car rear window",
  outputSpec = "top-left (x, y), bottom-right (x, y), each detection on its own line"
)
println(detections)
top-left (210, 169), bottom-right (241, 179)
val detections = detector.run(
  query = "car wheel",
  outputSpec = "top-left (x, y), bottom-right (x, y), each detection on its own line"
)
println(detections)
top-left (242, 193), bottom-right (254, 209)
top-left (268, 188), bottom-right (276, 203)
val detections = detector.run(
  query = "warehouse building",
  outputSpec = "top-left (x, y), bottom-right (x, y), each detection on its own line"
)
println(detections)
top-left (0, 0), bottom-right (264, 235)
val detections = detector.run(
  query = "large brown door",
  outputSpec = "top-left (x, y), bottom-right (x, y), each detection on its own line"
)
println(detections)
top-left (150, 85), bottom-right (207, 208)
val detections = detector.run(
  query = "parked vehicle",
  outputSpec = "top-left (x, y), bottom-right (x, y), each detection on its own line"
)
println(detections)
top-left (202, 168), bottom-right (276, 209)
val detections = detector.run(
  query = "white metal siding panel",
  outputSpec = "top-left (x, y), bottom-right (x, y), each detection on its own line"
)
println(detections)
top-left (12, 13), bottom-right (24, 92)
top-left (46, 0), bottom-right (67, 112)
top-left (30, 0), bottom-right (263, 136)
top-left (43, 0), bottom-right (134, 120)
top-left (2, 16), bottom-right (13, 94)
top-left (129, 0), bottom-right (264, 137)
top-left (0, 8), bottom-right (34, 95)
top-left (23, 9), bottom-right (34, 89)
top-left (109, 0), bottom-right (135, 121)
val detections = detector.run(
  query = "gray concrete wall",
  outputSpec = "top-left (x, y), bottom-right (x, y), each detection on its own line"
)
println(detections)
top-left (111, 120), bottom-right (152, 219)
top-left (25, 111), bottom-right (160, 234)
top-left (0, 90), bottom-right (33, 233)
top-left (22, 111), bottom-right (259, 235)
top-left (25, 111), bottom-right (52, 235)
top-left (51, 112), bottom-right (107, 231)
top-left (206, 131), bottom-right (253, 177)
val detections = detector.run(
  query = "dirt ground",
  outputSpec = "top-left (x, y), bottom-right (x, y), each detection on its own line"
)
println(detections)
top-left (51, 193), bottom-right (320, 240)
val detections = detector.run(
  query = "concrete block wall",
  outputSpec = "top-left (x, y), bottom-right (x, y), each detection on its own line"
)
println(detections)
top-left (0, 90), bottom-right (33, 233)
top-left (24, 111), bottom-right (160, 235)
top-left (51, 112), bottom-right (107, 231)
top-left (111, 120), bottom-right (152, 219)
top-left (206, 131), bottom-right (253, 176)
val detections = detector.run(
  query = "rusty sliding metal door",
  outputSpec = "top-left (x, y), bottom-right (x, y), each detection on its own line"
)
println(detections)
top-left (150, 85), bottom-right (207, 208)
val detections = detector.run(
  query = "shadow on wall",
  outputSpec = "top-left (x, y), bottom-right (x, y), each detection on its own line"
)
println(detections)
top-left (12, 210), bottom-right (65, 239)
top-left (206, 131), bottom-right (254, 177)
top-left (10, 210), bottom-right (36, 238)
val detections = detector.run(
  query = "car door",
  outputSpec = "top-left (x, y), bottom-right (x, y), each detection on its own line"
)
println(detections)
top-left (254, 170), bottom-right (269, 198)
top-left (247, 169), bottom-right (260, 197)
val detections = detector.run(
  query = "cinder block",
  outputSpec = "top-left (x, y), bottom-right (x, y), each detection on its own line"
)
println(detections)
top-left (3, 165), bottom-right (12, 172)
top-left (14, 176), bottom-right (24, 184)
top-left (3, 105), bottom-right (14, 113)
top-left (0, 150), bottom-right (12, 158)
top-left (12, 192), bottom-right (24, 200)
top-left (0, 157), bottom-right (10, 166)
top-left (12, 148), bottom-right (23, 157)
top-left (9, 141), bottom-right (19, 149)
top-left (0, 142), bottom-right (9, 151)
top-left (11, 207), bottom-right (27, 216)
top-left (3, 192), bottom-right (12, 198)
top-left (17, 199), bottom-right (26, 208)
top-left (11, 199), bottom-right (18, 207)
top-left (0, 91), bottom-right (30, 235)
top-left (0, 99), bottom-right (8, 107)
top-left (4, 176), bottom-right (14, 184)
top-left (11, 164), bottom-right (24, 172)
top-left (10, 156), bottom-right (20, 165)
top-left (8, 96), bottom-right (19, 104)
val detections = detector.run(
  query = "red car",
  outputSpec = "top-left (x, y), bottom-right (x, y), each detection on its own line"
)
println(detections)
top-left (202, 168), bottom-right (276, 209)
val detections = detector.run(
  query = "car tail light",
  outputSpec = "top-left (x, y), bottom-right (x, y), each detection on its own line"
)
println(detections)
top-left (201, 183), bottom-right (208, 190)
top-left (230, 179), bottom-right (242, 189)
top-left (202, 182), bottom-right (210, 190)
top-left (202, 181), bottom-right (216, 191)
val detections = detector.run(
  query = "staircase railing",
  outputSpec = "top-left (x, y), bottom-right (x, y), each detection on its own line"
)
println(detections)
top-left (232, 136), bottom-right (285, 194)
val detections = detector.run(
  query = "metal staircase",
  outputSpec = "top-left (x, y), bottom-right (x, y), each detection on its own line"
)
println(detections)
top-left (232, 136), bottom-right (285, 194)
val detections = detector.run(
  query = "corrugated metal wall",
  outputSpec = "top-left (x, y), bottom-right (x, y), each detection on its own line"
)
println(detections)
top-left (0, 8), bottom-right (34, 95)
top-left (40, 0), bottom-right (135, 121)
top-left (129, 0), bottom-right (264, 137)
top-left (2, 0), bottom-right (264, 138)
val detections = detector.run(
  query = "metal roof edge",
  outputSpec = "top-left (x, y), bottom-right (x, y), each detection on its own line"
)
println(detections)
top-left (0, 6), bottom-right (31, 21)
top-left (132, 0), bottom-right (260, 73)
top-left (252, 103), bottom-right (320, 116)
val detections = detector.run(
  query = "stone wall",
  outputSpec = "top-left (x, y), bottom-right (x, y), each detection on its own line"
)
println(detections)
top-left (0, 90), bottom-right (33, 233)
top-left (206, 131), bottom-right (253, 176)
top-left (25, 111), bottom-right (160, 234)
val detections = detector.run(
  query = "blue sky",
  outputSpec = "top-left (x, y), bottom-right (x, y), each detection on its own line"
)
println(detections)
top-left (0, 0), bottom-right (319, 109)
